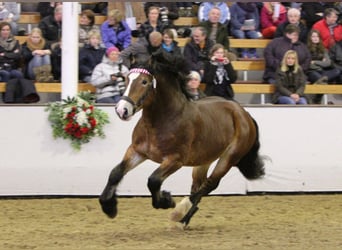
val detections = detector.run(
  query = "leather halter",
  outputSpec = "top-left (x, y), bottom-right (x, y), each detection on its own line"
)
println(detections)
top-left (123, 68), bottom-right (155, 112)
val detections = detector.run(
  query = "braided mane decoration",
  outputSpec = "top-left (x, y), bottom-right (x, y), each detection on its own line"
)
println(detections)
top-left (129, 68), bottom-right (152, 75)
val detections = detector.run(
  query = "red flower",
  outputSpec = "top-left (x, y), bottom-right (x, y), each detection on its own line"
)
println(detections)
top-left (89, 117), bottom-right (97, 128)
top-left (80, 127), bottom-right (89, 134)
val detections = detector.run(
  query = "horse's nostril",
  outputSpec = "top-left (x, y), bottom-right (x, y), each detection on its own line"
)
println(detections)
top-left (123, 108), bottom-right (128, 117)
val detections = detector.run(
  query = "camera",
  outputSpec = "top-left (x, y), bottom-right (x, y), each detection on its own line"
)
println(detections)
top-left (111, 73), bottom-right (124, 83)
top-left (159, 7), bottom-right (169, 25)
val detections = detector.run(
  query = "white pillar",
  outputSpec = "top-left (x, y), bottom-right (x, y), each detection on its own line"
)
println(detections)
top-left (61, 2), bottom-right (79, 99)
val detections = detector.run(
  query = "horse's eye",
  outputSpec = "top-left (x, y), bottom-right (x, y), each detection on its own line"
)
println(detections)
top-left (142, 80), bottom-right (148, 85)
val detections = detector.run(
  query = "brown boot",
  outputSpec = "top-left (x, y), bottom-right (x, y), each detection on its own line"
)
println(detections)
top-left (40, 65), bottom-right (54, 82)
top-left (33, 66), bottom-right (45, 82)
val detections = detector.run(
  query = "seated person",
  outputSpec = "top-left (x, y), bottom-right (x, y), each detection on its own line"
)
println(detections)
top-left (79, 9), bottom-right (100, 48)
top-left (79, 30), bottom-right (106, 83)
top-left (0, 2), bottom-right (20, 35)
top-left (37, 2), bottom-right (62, 18)
top-left (273, 50), bottom-right (308, 105)
top-left (144, 2), bottom-right (179, 29)
top-left (312, 8), bottom-right (342, 50)
top-left (198, 2), bottom-right (230, 25)
top-left (301, 2), bottom-right (335, 29)
top-left (229, 2), bottom-right (262, 58)
top-left (306, 29), bottom-right (340, 84)
top-left (100, 9), bottom-right (131, 51)
top-left (274, 8), bottom-right (309, 43)
top-left (161, 29), bottom-right (182, 57)
top-left (183, 26), bottom-right (214, 77)
top-left (90, 46), bottom-right (129, 104)
top-left (260, 2), bottom-right (287, 39)
top-left (21, 28), bottom-right (54, 82)
top-left (263, 24), bottom-right (311, 84)
top-left (38, 4), bottom-right (62, 44)
top-left (120, 31), bottom-right (163, 69)
top-left (199, 6), bottom-right (231, 51)
top-left (186, 70), bottom-right (206, 101)
top-left (202, 43), bottom-right (237, 100)
top-left (0, 21), bottom-right (22, 82)
top-left (133, 6), bottom-right (167, 39)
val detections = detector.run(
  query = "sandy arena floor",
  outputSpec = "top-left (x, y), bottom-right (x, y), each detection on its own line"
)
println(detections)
top-left (1, 194), bottom-right (341, 249)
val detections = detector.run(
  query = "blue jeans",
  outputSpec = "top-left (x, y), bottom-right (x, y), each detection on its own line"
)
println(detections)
top-left (97, 95), bottom-right (121, 104)
top-left (0, 69), bottom-right (23, 82)
top-left (307, 68), bottom-right (341, 83)
top-left (277, 96), bottom-right (307, 105)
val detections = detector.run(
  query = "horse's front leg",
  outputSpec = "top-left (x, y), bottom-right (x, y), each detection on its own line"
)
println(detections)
top-left (99, 146), bottom-right (146, 218)
top-left (147, 158), bottom-right (182, 209)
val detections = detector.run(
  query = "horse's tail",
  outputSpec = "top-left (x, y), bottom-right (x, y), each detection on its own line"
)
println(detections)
top-left (236, 116), bottom-right (265, 180)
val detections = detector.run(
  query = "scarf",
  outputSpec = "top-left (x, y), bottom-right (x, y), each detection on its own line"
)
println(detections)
top-left (0, 36), bottom-right (17, 51)
top-left (328, 23), bottom-right (338, 35)
top-left (26, 37), bottom-right (46, 51)
top-left (162, 42), bottom-right (174, 52)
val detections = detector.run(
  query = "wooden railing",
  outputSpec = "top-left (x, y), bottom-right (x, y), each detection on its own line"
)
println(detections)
top-left (1, 82), bottom-right (342, 96)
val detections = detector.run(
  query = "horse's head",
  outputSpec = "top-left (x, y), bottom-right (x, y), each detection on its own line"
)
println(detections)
top-left (115, 68), bottom-right (156, 121)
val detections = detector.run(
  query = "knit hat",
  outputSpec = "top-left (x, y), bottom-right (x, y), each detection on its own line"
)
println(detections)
top-left (106, 46), bottom-right (119, 56)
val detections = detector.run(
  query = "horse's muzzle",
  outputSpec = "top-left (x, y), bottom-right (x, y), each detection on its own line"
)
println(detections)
top-left (115, 98), bottom-right (135, 121)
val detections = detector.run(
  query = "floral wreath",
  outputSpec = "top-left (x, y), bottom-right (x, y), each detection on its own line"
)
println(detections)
top-left (45, 91), bottom-right (110, 151)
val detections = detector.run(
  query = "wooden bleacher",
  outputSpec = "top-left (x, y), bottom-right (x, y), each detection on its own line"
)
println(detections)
top-left (17, 12), bottom-right (106, 33)
top-left (18, 12), bottom-right (107, 25)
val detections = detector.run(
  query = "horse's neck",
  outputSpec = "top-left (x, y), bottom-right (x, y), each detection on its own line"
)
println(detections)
top-left (144, 76), bottom-right (187, 120)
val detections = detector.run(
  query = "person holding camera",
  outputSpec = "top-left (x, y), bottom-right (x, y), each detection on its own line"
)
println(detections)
top-left (202, 43), bottom-right (237, 100)
top-left (90, 46), bottom-right (129, 104)
top-left (144, 2), bottom-right (179, 29)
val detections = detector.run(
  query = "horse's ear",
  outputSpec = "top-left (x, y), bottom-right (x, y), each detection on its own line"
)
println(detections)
top-left (129, 54), bottom-right (136, 67)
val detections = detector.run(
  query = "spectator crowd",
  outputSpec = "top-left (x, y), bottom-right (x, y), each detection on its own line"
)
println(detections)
top-left (1, 2), bottom-right (342, 105)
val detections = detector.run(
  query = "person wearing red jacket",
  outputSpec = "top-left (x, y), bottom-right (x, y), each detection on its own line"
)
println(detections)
top-left (312, 8), bottom-right (342, 50)
top-left (260, 2), bottom-right (287, 39)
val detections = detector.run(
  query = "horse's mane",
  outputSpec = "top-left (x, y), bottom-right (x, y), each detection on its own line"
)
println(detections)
top-left (150, 51), bottom-right (192, 100)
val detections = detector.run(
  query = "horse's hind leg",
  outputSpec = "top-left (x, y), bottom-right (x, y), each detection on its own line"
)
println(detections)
top-left (191, 164), bottom-right (211, 194)
top-left (170, 164), bottom-right (210, 222)
top-left (99, 146), bottom-right (145, 218)
top-left (176, 149), bottom-right (245, 226)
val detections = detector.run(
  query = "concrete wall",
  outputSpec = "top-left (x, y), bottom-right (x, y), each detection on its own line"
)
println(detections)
top-left (0, 105), bottom-right (341, 196)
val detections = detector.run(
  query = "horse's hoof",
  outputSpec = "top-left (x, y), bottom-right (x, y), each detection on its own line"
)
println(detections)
top-left (160, 190), bottom-right (175, 209)
top-left (169, 221), bottom-right (190, 231)
top-left (99, 197), bottom-right (118, 218)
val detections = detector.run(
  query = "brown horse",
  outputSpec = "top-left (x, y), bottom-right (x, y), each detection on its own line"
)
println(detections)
top-left (99, 53), bottom-right (265, 228)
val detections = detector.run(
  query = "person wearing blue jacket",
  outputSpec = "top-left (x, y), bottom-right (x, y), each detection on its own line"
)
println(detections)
top-left (100, 9), bottom-right (131, 51)
top-left (229, 2), bottom-right (262, 58)
top-left (79, 30), bottom-right (106, 82)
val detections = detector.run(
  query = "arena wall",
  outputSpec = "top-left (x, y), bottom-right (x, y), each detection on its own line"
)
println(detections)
top-left (0, 105), bottom-right (341, 196)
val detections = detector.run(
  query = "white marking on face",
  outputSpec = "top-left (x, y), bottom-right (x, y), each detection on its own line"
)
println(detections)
top-left (124, 72), bottom-right (140, 96)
